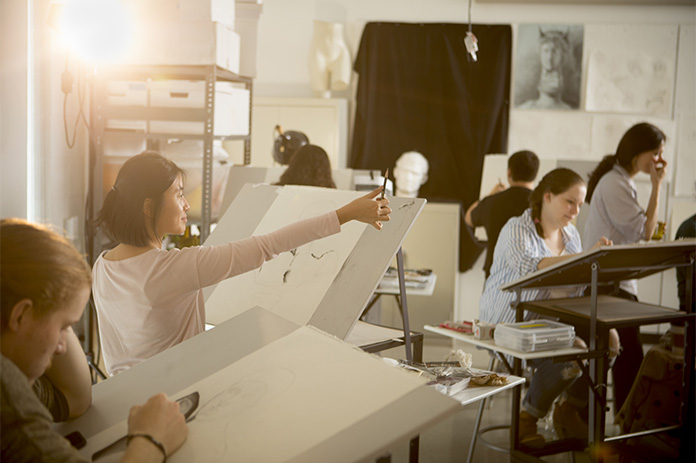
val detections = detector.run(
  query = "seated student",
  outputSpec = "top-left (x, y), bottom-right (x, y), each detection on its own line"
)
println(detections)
top-left (93, 152), bottom-right (391, 375)
top-left (478, 168), bottom-right (617, 447)
top-left (465, 150), bottom-right (540, 278)
top-left (1, 218), bottom-right (188, 463)
top-left (275, 144), bottom-right (337, 188)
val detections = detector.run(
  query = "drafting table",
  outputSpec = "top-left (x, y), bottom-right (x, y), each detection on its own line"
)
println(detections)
top-left (500, 239), bottom-right (696, 461)
top-left (54, 307), bottom-right (460, 463)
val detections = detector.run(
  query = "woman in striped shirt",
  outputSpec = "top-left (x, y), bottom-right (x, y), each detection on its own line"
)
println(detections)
top-left (479, 168), bottom-right (616, 447)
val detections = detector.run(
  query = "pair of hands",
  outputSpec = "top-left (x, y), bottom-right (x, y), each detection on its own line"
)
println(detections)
top-left (590, 236), bottom-right (613, 250)
top-left (336, 186), bottom-right (392, 230)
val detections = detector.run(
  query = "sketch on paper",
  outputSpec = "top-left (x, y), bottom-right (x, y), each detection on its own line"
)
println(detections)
top-left (205, 187), bottom-right (367, 325)
top-left (514, 24), bottom-right (584, 110)
top-left (585, 50), bottom-right (674, 116)
top-left (674, 116), bottom-right (696, 197)
top-left (79, 327), bottom-right (432, 463)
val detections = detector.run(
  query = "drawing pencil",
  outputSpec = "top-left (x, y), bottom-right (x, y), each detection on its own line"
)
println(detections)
top-left (380, 168), bottom-right (389, 200)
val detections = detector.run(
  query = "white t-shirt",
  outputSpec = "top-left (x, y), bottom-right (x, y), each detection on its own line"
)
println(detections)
top-left (93, 212), bottom-right (340, 375)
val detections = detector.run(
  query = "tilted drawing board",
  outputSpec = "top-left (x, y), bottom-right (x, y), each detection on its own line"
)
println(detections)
top-left (500, 239), bottom-right (696, 293)
top-left (57, 307), bottom-right (460, 463)
top-left (203, 184), bottom-right (426, 339)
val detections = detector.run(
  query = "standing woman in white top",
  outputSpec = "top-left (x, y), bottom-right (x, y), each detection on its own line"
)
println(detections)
top-left (93, 152), bottom-right (391, 376)
top-left (583, 122), bottom-right (667, 413)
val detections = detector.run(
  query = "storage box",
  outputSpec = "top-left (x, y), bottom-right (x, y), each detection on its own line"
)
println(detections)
top-left (106, 80), bottom-right (250, 137)
top-left (235, 2), bottom-right (263, 77)
top-left (125, 0), bottom-right (235, 26)
top-left (494, 320), bottom-right (575, 352)
top-left (125, 21), bottom-right (240, 74)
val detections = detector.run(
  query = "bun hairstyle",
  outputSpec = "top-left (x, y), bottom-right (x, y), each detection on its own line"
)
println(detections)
top-left (96, 152), bottom-right (185, 246)
top-left (1, 219), bottom-right (91, 330)
top-left (529, 168), bottom-right (584, 238)
top-left (586, 123), bottom-right (666, 203)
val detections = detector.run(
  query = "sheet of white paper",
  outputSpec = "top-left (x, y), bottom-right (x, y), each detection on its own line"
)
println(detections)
top-left (508, 110), bottom-right (593, 160)
top-left (82, 327), bottom-right (430, 463)
top-left (206, 187), bottom-right (366, 326)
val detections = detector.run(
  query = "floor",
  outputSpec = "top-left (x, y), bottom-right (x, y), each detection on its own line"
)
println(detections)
top-left (375, 342), bottom-right (595, 463)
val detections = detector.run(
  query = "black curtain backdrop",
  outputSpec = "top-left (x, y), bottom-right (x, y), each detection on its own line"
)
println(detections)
top-left (351, 22), bottom-right (512, 271)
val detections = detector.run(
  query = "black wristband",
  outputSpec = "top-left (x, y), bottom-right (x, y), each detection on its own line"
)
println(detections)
top-left (127, 433), bottom-right (167, 462)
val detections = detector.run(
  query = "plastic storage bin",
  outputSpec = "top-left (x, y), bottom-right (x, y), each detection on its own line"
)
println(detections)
top-left (494, 320), bottom-right (575, 352)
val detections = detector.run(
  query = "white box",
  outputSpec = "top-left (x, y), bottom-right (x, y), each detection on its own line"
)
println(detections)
top-left (106, 80), bottom-right (250, 137)
top-left (124, 0), bottom-right (235, 27)
top-left (180, 0), bottom-right (235, 27)
top-left (126, 21), bottom-right (240, 74)
top-left (235, 2), bottom-right (263, 77)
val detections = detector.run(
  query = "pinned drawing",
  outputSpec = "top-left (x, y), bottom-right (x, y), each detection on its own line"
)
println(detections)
top-left (205, 187), bottom-right (366, 326)
top-left (515, 24), bottom-right (584, 110)
top-left (586, 50), bottom-right (674, 116)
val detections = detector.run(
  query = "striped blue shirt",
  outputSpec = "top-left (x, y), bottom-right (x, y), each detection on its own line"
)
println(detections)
top-left (479, 208), bottom-right (583, 325)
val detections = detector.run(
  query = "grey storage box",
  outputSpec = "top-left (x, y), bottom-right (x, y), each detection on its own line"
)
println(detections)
top-left (494, 320), bottom-right (575, 352)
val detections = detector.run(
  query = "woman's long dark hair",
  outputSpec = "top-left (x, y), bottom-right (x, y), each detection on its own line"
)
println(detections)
top-left (529, 168), bottom-right (585, 238)
top-left (586, 123), bottom-right (666, 203)
top-left (96, 152), bottom-right (185, 246)
top-left (276, 145), bottom-right (336, 189)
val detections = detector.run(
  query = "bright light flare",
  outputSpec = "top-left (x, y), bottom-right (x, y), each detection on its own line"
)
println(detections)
top-left (57, 0), bottom-right (132, 64)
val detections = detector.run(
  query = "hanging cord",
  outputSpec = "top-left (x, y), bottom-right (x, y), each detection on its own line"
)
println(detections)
top-left (62, 54), bottom-right (95, 148)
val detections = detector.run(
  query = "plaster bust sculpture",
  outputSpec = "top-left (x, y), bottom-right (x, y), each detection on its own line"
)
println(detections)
top-left (393, 151), bottom-right (429, 198)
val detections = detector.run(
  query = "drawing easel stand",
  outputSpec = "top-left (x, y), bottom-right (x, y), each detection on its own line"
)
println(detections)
top-left (395, 247), bottom-right (414, 365)
top-left (501, 240), bottom-right (695, 462)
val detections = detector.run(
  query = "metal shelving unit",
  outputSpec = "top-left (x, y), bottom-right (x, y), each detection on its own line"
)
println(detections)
top-left (87, 64), bottom-right (253, 264)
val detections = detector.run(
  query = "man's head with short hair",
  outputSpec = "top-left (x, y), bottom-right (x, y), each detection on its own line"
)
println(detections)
top-left (508, 150), bottom-right (540, 183)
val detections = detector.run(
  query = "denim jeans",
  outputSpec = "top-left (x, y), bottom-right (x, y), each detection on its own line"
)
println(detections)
top-left (522, 357), bottom-right (587, 419)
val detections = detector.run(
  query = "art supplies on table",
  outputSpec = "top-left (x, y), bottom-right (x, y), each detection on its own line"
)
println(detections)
top-left (439, 320), bottom-right (473, 334)
top-left (473, 319), bottom-right (496, 340)
top-left (378, 267), bottom-right (434, 290)
top-left (493, 320), bottom-right (575, 352)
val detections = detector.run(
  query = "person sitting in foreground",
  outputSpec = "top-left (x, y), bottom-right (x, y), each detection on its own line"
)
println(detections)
top-left (1, 218), bottom-right (188, 463)
top-left (478, 168), bottom-right (618, 447)
top-left (276, 144), bottom-right (337, 188)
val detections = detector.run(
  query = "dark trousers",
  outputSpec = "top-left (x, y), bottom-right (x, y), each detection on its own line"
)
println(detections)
top-left (599, 287), bottom-right (643, 412)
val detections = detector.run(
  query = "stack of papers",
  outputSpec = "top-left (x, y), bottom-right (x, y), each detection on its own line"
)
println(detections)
top-left (378, 267), bottom-right (434, 290)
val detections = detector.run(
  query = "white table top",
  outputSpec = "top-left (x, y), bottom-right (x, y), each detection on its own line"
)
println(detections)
top-left (450, 371), bottom-right (525, 406)
top-left (424, 325), bottom-right (587, 360)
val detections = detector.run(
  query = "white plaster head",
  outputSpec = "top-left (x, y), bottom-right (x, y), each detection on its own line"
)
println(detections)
top-left (393, 151), bottom-right (429, 198)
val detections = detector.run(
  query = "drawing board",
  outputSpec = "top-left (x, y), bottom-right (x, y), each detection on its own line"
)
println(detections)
top-left (56, 308), bottom-right (460, 463)
top-left (204, 184), bottom-right (426, 339)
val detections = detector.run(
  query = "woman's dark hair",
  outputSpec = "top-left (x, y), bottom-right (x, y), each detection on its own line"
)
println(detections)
top-left (586, 123), bottom-right (666, 203)
top-left (96, 151), bottom-right (185, 246)
top-left (276, 144), bottom-right (336, 189)
top-left (1, 219), bottom-right (91, 330)
top-left (529, 168), bottom-right (585, 238)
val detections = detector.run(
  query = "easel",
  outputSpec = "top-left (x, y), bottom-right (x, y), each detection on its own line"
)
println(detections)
top-left (501, 240), bottom-right (696, 461)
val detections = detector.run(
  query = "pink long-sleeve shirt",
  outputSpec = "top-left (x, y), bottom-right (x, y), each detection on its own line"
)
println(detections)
top-left (93, 212), bottom-right (340, 375)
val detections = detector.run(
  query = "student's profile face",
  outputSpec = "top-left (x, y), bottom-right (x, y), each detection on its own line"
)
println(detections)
top-left (16, 285), bottom-right (89, 382)
top-left (544, 183), bottom-right (586, 228)
top-left (156, 176), bottom-right (190, 237)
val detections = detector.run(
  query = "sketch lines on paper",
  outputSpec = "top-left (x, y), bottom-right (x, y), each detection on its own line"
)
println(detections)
top-left (585, 50), bottom-right (674, 116)
top-left (205, 188), bottom-right (366, 326)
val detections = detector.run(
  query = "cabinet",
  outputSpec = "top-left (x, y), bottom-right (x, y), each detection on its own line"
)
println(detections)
top-left (87, 65), bottom-right (252, 263)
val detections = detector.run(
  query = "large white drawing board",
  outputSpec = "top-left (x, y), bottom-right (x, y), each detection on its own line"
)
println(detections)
top-left (204, 184), bottom-right (426, 339)
top-left (56, 308), bottom-right (460, 463)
